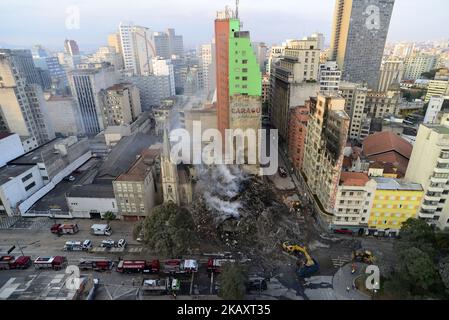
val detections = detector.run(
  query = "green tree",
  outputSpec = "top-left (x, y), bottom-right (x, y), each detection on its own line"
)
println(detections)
top-left (421, 69), bottom-right (439, 80)
top-left (218, 264), bottom-right (247, 300)
top-left (438, 256), bottom-right (449, 295)
top-left (140, 203), bottom-right (197, 257)
top-left (103, 211), bottom-right (116, 225)
top-left (397, 218), bottom-right (436, 258)
top-left (398, 247), bottom-right (441, 295)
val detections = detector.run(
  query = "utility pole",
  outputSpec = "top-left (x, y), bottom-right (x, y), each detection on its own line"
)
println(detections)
top-left (235, 0), bottom-right (239, 19)
top-left (16, 241), bottom-right (24, 256)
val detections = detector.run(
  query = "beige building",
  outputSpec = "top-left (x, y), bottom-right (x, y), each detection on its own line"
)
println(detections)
top-left (365, 90), bottom-right (400, 118)
top-left (46, 96), bottom-right (84, 136)
top-left (100, 83), bottom-right (141, 127)
top-left (0, 50), bottom-right (55, 145)
top-left (405, 123), bottom-right (449, 230)
top-left (378, 60), bottom-right (404, 92)
top-left (425, 80), bottom-right (449, 102)
top-left (339, 82), bottom-right (368, 141)
top-left (332, 172), bottom-right (376, 230)
top-left (403, 53), bottom-right (437, 80)
top-left (113, 148), bottom-right (161, 221)
top-left (107, 32), bottom-right (122, 54)
top-left (303, 93), bottom-right (350, 212)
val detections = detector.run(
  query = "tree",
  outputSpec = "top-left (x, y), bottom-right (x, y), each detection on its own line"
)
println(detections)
top-left (438, 256), bottom-right (449, 295)
top-left (139, 203), bottom-right (197, 257)
top-left (398, 247), bottom-right (441, 295)
top-left (218, 263), bottom-right (247, 300)
top-left (397, 218), bottom-right (436, 259)
top-left (421, 69), bottom-right (439, 80)
top-left (103, 211), bottom-right (116, 225)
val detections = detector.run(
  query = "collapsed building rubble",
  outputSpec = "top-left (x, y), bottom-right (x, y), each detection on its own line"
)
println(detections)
top-left (189, 165), bottom-right (311, 270)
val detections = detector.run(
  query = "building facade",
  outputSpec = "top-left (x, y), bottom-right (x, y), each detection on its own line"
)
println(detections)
top-left (319, 61), bottom-right (341, 94)
top-left (46, 96), bottom-right (84, 136)
top-left (405, 124), bottom-right (449, 230)
top-left (403, 53), bottom-right (437, 80)
top-left (288, 100), bottom-right (311, 171)
top-left (378, 60), bottom-right (404, 92)
top-left (330, 0), bottom-right (395, 89)
top-left (302, 94), bottom-right (350, 212)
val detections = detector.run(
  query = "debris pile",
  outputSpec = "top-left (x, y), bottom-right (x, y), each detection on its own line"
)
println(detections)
top-left (190, 165), bottom-right (308, 268)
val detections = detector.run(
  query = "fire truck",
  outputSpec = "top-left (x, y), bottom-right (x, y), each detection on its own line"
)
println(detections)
top-left (0, 256), bottom-right (32, 270)
top-left (33, 256), bottom-right (67, 270)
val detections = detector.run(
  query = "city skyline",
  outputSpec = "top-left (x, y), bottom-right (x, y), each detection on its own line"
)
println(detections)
top-left (1, 0), bottom-right (448, 51)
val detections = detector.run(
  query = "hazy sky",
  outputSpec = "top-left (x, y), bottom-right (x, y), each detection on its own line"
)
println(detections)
top-left (0, 0), bottom-right (448, 51)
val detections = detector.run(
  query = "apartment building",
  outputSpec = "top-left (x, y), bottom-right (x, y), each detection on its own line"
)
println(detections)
top-left (338, 82), bottom-right (368, 141)
top-left (113, 148), bottom-right (161, 221)
top-left (405, 124), bottom-right (449, 230)
top-left (319, 61), bottom-right (341, 94)
top-left (302, 94), bottom-right (350, 212)
top-left (288, 100), bottom-right (311, 171)
top-left (403, 53), bottom-right (437, 80)
top-left (332, 172), bottom-right (376, 232)
top-left (378, 60), bottom-right (404, 92)
top-left (368, 177), bottom-right (423, 236)
top-left (425, 80), bottom-right (449, 102)
top-left (99, 83), bottom-right (142, 127)
top-left (46, 96), bottom-right (84, 136)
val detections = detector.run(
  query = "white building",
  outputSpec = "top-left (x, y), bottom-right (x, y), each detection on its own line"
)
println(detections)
top-left (68, 65), bottom-right (119, 134)
top-left (0, 136), bottom-right (91, 216)
top-left (319, 61), bottom-right (341, 94)
top-left (152, 58), bottom-right (176, 96)
top-left (0, 133), bottom-right (25, 167)
top-left (424, 96), bottom-right (449, 124)
top-left (125, 74), bottom-right (173, 109)
top-left (119, 22), bottom-right (156, 75)
top-left (404, 53), bottom-right (437, 80)
top-left (66, 184), bottom-right (118, 219)
top-left (199, 42), bottom-right (216, 95)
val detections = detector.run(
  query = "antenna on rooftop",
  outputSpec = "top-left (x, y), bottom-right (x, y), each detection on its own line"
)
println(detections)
top-left (236, 0), bottom-right (239, 19)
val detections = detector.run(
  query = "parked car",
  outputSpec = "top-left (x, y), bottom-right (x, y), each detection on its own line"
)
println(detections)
top-left (82, 240), bottom-right (92, 250)
top-left (117, 239), bottom-right (127, 248)
top-left (101, 240), bottom-right (115, 248)
top-left (64, 175), bottom-right (76, 182)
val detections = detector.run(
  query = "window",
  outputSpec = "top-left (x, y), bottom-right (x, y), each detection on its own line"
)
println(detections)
top-left (25, 182), bottom-right (36, 191)
top-left (242, 59), bottom-right (248, 64)
top-left (242, 68), bottom-right (248, 73)
top-left (21, 173), bottom-right (33, 183)
top-left (242, 76), bottom-right (247, 81)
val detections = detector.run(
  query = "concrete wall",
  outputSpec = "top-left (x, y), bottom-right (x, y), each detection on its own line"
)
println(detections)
top-left (0, 134), bottom-right (25, 167)
top-left (67, 196), bottom-right (118, 218)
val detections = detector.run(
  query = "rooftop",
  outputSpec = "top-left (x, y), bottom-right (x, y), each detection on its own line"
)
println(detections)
top-left (67, 183), bottom-right (115, 199)
top-left (96, 132), bottom-right (159, 180)
top-left (363, 131), bottom-right (412, 160)
top-left (106, 82), bottom-right (133, 91)
top-left (339, 172), bottom-right (370, 187)
top-left (425, 124), bottom-right (449, 135)
top-left (115, 148), bottom-right (161, 182)
top-left (9, 138), bottom-right (77, 165)
top-left (0, 132), bottom-right (14, 140)
top-left (373, 177), bottom-right (422, 191)
top-left (0, 164), bottom-right (34, 185)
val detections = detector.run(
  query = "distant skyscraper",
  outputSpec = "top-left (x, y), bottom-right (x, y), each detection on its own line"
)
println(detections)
top-left (199, 42), bottom-right (216, 95)
top-left (330, 0), bottom-right (395, 89)
top-left (152, 57), bottom-right (176, 96)
top-left (154, 29), bottom-right (184, 59)
top-left (378, 60), bottom-right (404, 91)
top-left (119, 23), bottom-right (156, 75)
top-left (215, 6), bottom-right (262, 168)
top-left (0, 49), bottom-right (55, 144)
top-left (64, 39), bottom-right (80, 56)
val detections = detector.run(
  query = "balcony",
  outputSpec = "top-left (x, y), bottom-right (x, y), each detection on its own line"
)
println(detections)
top-left (437, 157), bottom-right (449, 164)
top-left (430, 176), bottom-right (448, 184)
top-left (428, 185), bottom-right (445, 193)
top-left (434, 167), bottom-right (449, 174)
top-left (421, 203), bottom-right (439, 211)
top-left (419, 211), bottom-right (436, 219)
top-left (424, 194), bottom-right (441, 202)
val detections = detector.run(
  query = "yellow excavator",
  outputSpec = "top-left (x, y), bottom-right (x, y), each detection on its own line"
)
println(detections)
top-left (282, 242), bottom-right (319, 277)
top-left (352, 250), bottom-right (375, 264)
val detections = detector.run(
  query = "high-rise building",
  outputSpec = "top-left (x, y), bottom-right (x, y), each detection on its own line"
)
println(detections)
top-left (302, 93), bottom-right (350, 212)
top-left (405, 123), bottom-right (449, 230)
top-left (64, 39), bottom-right (80, 56)
top-left (99, 83), bottom-right (142, 127)
top-left (425, 79), bottom-right (449, 102)
top-left (125, 74), bottom-right (173, 110)
top-left (199, 42), bottom-right (216, 95)
top-left (330, 0), bottom-right (395, 89)
top-left (288, 100), bottom-right (311, 172)
top-left (403, 53), bottom-right (438, 80)
top-left (0, 49), bottom-right (55, 144)
top-left (378, 60), bottom-right (404, 92)
top-left (152, 57), bottom-right (176, 96)
top-left (270, 37), bottom-right (320, 143)
top-left (339, 81), bottom-right (368, 141)
top-left (252, 42), bottom-right (268, 72)
top-left (215, 6), bottom-right (262, 165)
top-left (319, 61), bottom-right (341, 94)
top-left (153, 29), bottom-right (184, 59)
top-left (423, 96), bottom-right (449, 124)
top-left (392, 42), bottom-right (415, 58)
top-left (119, 23), bottom-right (156, 75)
top-left (107, 32), bottom-right (122, 54)
top-left (68, 65), bottom-right (119, 134)
top-left (91, 46), bottom-right (124, 71)
top-left (45, 96), bottom-right (84, 136)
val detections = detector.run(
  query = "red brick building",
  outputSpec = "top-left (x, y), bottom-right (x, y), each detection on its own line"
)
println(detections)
top-left (288, 98), bottom-right (313, 171)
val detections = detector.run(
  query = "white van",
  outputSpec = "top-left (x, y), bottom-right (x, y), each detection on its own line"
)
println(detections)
top-left (91, 224), bottom-right (112, 236)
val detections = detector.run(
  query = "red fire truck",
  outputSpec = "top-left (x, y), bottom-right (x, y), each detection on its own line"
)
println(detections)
top-left (0, 256), bottom-right (32, 270)
top-left (207, 259), bottom-right (236, 273)
top-left (116, 260), bottom-right (160, 274)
